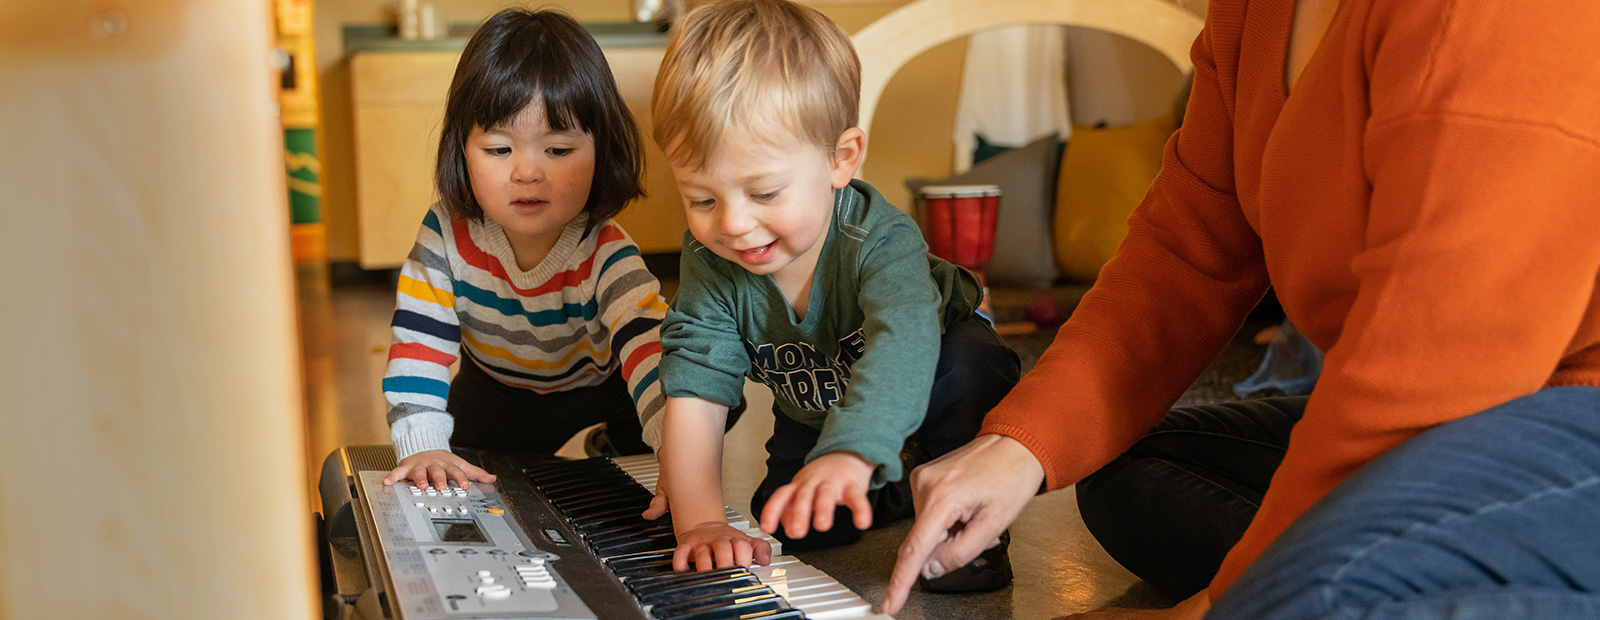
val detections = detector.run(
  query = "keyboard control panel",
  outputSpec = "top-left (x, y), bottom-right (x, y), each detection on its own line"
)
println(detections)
top-left (357, 471), bottom-right (597, 620)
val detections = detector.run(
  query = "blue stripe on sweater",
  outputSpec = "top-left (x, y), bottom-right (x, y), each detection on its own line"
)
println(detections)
top-left (599, 245), bottom-right (641, 274)
top-left (392, 309), bottom-right (461, 342)
top-left (454, 281), bottom-right (598, 324)
top-left (383, 376), bottom-right (450, 400)
top-left (423, 209), bottom-right (443, 236)
top-left (630, 368), bottom-right (659, 404)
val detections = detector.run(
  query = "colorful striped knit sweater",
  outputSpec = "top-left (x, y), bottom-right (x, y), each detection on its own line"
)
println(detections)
top-left (384, 202), bottom-right (667, 459)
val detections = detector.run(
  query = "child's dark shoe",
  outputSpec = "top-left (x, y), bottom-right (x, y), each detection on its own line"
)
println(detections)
top-left (582, 424), bottom-right (619, 458)
top-left (917, 530), bottom-right (1013, 593)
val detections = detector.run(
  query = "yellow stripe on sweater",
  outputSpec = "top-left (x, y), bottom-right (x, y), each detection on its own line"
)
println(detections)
top-left (638, 294), bottom-right (669, 314)
top-left (607, 293), bottom-right (670, 334)
top-left (398, 275), bottom-right (456, 308)
top-left (463, 332), bottom-right (612, 370)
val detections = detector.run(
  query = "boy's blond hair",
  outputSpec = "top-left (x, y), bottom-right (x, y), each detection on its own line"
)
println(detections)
top-left (651, 0), bottom-right (861, 168)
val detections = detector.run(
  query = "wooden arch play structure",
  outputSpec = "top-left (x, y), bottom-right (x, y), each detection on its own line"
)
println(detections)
top-left (852, 0), bottom-right (1205, 137)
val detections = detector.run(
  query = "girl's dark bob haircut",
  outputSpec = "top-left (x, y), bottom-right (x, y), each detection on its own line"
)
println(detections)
top-left (436, 9), bottom-right (645, 223)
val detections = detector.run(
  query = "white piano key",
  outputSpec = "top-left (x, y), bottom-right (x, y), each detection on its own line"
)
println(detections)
top-left (743, 527), bottom-right (782, 556)
top-left (750, 556), bottom-right (883, 620)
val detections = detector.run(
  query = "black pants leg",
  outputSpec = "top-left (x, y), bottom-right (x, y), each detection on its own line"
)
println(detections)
top-left (908, 314), bottom-right (1024, 464)
top-left (750, 314), bottom-right (1021, 551)
top-left (445, 354), bottom-right (649, 455)
top-left (1075, 396), bottom-right (1308, 598)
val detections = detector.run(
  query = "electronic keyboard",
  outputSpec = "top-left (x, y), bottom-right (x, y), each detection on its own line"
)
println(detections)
top-left (317, 445), bottom-right (891, 620)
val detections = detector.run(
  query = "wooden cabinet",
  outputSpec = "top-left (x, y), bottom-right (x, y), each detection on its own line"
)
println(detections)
top-left (350, 47), bottom-right (688, 268)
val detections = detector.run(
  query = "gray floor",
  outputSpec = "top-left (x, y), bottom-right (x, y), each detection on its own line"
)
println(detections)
top-left (313, 275), bottom-right (1271, 619)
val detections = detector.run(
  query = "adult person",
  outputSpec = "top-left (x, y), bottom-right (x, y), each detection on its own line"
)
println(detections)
top-left (881, 0), bottom-right (1600, 617)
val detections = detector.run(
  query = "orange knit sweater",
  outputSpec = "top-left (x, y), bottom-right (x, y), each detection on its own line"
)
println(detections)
top-left (981, 0), bottom-right (1600, 597)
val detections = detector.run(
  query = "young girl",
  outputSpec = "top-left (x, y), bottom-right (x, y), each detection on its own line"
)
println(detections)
top-left (381, 8), bottom-right (666, 491)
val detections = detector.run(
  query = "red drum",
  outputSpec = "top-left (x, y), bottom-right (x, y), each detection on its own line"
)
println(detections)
top-left (917, 184), bottom-right (1001, 275)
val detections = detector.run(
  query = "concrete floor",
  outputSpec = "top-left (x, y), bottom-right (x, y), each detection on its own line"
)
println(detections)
top-left (300, 268), bottom-right (1270, 619)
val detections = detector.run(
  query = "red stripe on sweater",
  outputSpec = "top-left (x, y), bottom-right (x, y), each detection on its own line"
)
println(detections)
top-left (388, 342), bottom-right (458, 366)
top-left (621, 341), bottom-right (661, 380)
top-left (450, 219), bottom-right (628, 296)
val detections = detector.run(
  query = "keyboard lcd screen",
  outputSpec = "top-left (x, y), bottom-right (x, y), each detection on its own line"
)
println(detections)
top-left (433, 519), bottom-right (487, 544)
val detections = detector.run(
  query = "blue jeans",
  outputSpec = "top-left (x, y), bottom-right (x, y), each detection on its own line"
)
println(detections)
top-left (1208, 386), bottom-right (1600, 619)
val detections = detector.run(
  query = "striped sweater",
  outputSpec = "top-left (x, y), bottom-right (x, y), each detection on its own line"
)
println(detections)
top-left (384, 202), bottom-right (668, 459)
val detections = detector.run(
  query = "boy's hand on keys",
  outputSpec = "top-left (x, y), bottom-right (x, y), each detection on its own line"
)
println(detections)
top-left (760, 451), bottom-right (875, 540)
top-left (673, 522), bottom-right (773, 572)
top-left (383, 449), bottom-right (497, 491)
top-left (642, 487), bottom-right (670, 520)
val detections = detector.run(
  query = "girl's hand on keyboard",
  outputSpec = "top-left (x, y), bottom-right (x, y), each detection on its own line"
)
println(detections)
top-left (760, 451), bottom-right (875, 540)
top-left (382, 450), bottom-right (497, 491)
top-left (673, 522), bottom-right (773, 571)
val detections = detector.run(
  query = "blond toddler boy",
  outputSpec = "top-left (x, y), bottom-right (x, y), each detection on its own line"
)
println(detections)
top-left (644, 0), bottom-right (1020, 594)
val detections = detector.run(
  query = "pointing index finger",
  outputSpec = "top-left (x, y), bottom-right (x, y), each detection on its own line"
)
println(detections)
top-left (883, 501), bottom-right (961, 615)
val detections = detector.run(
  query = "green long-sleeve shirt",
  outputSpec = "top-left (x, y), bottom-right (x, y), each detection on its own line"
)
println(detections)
top-left (660, 179), bottom-right (982, 485)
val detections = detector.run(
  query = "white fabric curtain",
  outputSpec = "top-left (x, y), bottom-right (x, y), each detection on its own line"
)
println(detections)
top-left (952, 24), bottom-right (1073, 173)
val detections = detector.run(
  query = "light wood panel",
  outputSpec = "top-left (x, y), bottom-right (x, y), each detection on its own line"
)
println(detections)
top-left (0, 1), bottom-right (317, 619)
top-left (350, 52), bottom-right (455, 269)
top-left (350, 47), bottom-right (688, 269)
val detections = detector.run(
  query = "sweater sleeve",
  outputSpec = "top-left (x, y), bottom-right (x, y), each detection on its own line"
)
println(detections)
top-left (979, 3), bottom-right (1271, 491)
top-left (384, 206), bottom-right (464, 460)
top-left (590, 223), bottom-right (670, 449)
top-left (807, 220), bottom-right (944, 486)
top-left (1209, 0), bottom-right (1600, 594)
top-left (659, 238), bottom-right (750, 410)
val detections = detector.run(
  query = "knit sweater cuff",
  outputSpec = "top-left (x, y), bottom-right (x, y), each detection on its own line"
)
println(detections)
top-left (391, 412), bottom-right (454, 460)
top-left (640, 414), bottom-right (664, 451)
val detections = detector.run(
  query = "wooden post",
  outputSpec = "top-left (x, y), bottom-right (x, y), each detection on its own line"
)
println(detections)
top-left (0, 1), bottom-right (317, 618)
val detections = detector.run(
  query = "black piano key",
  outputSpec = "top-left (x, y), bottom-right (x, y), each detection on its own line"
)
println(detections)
top-left (526, 473), bottom-right (624, 490)
top-left (570, 505), bottom-right (655, 527)
top-left (522, 457), bottom-right (618, 474)
top-left (547, 484), bottom-right (653, 506)
top-left (626, 567), bottom-right (750, 594)
top-left (584, 518), bottom-right (667, 537)
top-left (528, 473), bottom-right (633, 493)
top-left (557, 498), bottom-right (652, 519)
top-left (558, 494), bottom-right (653, 515)
top-left (541, 482), bottom-right (632, 501)
top-left (660, 596), bottom-right (790, 620)
top-left (613, 560), bottom-right (678, 579)
top-left (586, 522), bottom-right (675, 546)
top-left (648, 585), bottom-right (775, 616)
top-left (524, 459), bottom-right (625, 477)
top-left (593, 531), bottom-right (677, 557)
top-left (601, 549), bottom-right (676, 567)
top-left (576, 513), bottom-right (657, 534)
top-left (638, 578), bottom-right (764, 607)
top-left (631, 575), bottom-right (758, 602)
top-left (548, 476), bottom-right (643, 491)
top-left (538, 476), bottom-right (638, 499)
